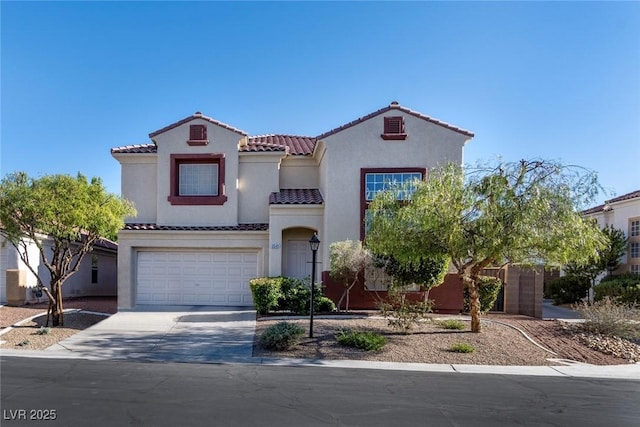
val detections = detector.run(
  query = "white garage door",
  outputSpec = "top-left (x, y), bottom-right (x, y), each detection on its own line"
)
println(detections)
top-left (136, 251), bottom-right (257, 306)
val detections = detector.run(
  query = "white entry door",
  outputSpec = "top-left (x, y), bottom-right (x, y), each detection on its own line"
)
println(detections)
top-left (285, 241), bottom-right (311, 280)
top-left (136, 251), bottom-right (257, 306)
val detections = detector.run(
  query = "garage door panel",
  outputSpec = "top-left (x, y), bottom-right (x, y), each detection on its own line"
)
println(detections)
top-left (137, 251), bottom-right (257, 306)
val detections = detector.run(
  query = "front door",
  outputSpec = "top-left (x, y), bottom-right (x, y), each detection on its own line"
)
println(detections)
top-left (285, 241), bottom-right (310, 280)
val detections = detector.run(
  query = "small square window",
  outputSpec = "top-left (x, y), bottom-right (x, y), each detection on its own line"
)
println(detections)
top-left (188, 124), bottom-right (208, 146)
top-left (168, 154), bottom-right (227, 205)
top-left (179, 163), bottom-right (218, 196)
top-left (381, 116), bottom-right (407, 140)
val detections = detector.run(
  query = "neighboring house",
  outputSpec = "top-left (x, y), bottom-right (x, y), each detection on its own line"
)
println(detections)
top-left (112, 101), bottom-right (541, 315)
top-left (583, 190), bottom-right (640, 275)
top-left (0, 235), bottom-right (117, 305)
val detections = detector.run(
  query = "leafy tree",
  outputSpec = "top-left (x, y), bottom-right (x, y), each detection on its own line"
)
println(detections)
top-left (565, 225), bottom-right (627, 301)
top-left (373, 255), bottom-right (448, 301)
top-left (367, 160), bottom-right (607, 332)
top-left (0, 172), bottom-right (135, 326)
top-left (329, 240), bottom-right (372, 311)
top-left (600, 225), bottom-right (627, 275)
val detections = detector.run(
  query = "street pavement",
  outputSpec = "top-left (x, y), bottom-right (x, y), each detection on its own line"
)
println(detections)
top-left (1, 357), bottom-right (639, 427)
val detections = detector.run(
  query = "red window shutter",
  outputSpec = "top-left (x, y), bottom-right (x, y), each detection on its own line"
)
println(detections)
top-left (190, 124), bottom-right (206, 141)
top-left (384, 116), bottom-right (404, 134)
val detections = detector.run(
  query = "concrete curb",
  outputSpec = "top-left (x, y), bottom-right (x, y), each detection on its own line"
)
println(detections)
top-left (1, 350), bottom-right (638, 379)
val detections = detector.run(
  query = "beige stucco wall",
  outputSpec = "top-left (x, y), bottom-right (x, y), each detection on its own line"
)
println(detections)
top-left (318, 111), bottom-right (470, 267)
top-left (114, 153), bottom-right (157, 223)
top-left (585, 197), bottom-right (640, 272)
top-left (117, 230), bottom-right (269, 309)
top-left (238, 153), bottom-right (283, 223)
top-left (279, 157), bottom-right (320, 189)
top-left (154, 119), bottom-right (243, 226)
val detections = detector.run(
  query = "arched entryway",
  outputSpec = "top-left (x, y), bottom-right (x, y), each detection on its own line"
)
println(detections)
top-left (281, 227), bottom-right (316, 280)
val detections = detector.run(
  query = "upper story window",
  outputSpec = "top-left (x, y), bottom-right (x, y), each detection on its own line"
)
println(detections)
top-left (631, 219), bottom-right (640, 237)
top-left (179, 164), bottom-right (218, 196)
top-left (188, 124), bottom-right (209, 146)
top-left (381, 116), bottom-right (407, 140)
top-left (360, 168), bottom-right (425, 239)
top-left (364, 171), bottom-right (423, 201)
top-left (168, 154), bottom-right (227, 205)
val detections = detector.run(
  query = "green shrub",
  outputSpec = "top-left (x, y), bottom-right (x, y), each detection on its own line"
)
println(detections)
top-left (36, 327), bottom-right (51, 335)
top-left (249, 277), bottom-right (283, 315)
top-left (545, 275), bottom-right (590, 305)
top-left (436, 319), bottom-right (466, 330)
top-left (595, 273), bottom-right (640, 305)
top-left (336, 329), bottom-right (387, 351)
top-left (463, 276), bottom-right (503, 313)
top-left (251, 276), bottom-right (330, 315)
top-left (278, 277), bottom-right (322, 315)
top-left (450, 342), bottom-right (475, 353)
top-left (259, 322), bottom-right (305, 350)
top-left (315, 296), bottom-right (337, 313)
top-left (575, 297), bottom-right (640, 340)
top-left (600, 272), bottom-right (640, 285)
top-left (378, 291), bottom-right (433, 333)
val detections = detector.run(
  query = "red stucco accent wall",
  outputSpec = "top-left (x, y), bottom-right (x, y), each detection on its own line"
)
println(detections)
top-left (322, 271), bottom-right (464, 314)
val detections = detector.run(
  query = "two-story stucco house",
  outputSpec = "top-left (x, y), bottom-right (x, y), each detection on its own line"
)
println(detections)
top-left (583, 190), bottom-right (640, 276)
top-left (111, 102), bottom-right (474, 310)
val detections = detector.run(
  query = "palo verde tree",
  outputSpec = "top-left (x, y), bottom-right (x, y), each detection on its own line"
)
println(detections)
top-left (329, 240), bottom-right (372, 311)
top-left (366, 159), bottom-right (607, 332)
top-left (0, 172), bottom-right (135, 326)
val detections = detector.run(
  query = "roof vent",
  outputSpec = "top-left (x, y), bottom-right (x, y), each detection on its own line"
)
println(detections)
top-left (390, 101), bottom-right (399, 106)
top-left (194, 111), bottom-right (202, 116)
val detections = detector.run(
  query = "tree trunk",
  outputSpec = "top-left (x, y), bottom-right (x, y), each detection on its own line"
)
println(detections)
top-left (50, 282), bottom-right (64, 327)
top-left (468, 281), bottom-right (482, 333)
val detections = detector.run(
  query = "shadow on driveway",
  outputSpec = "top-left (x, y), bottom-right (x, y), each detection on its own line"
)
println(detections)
top-left (49, 307), bottom-right (257, 363)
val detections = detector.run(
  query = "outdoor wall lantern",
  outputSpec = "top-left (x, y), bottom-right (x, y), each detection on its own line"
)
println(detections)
top-left (309, 233), bottom-right (320, 338)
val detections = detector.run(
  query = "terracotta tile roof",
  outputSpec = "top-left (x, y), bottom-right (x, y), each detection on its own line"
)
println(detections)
top-left (246, 135), bottom-right (316, 156)
top-left (316, 101), bottom-right (474, 139)
top-left (582, 204), bottom-right (606, 215)
top-left (111, 144), bottom-right (157, 154)
top-left (240, 139), bottom-right (287, 153)
top-left (269, 189), bottom-right (324, 205)
top-left (606, 190), bottom-right (640, 204)
top-left (123, 223), bottom-right (269, 231)
top-left (94, 237), bottom-right (118, 251)
top-left (582, 189), bottom-right (640, 215)
top-left (148, 112), bottom-right (248, 139)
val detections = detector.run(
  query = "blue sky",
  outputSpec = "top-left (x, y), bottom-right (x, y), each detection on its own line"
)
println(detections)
top-left (2, 1), bottom-right (638, 207)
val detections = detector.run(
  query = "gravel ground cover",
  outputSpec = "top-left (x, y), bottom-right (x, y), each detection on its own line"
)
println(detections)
top-left (0, 297), bottom-right (116, 350)
top-left (253, 314), bottom-right (637, 366)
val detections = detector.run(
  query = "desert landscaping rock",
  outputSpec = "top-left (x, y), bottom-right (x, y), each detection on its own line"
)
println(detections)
top-left (252, 317), bottom-right (629, 366)
top-left (0, 312), bottom-right (108, 350)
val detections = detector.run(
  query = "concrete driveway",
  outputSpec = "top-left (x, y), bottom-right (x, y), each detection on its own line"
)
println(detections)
top-left (542, 299), bottom-right (583, 320)
top-left (48, 306), bottom-right (256, 363)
